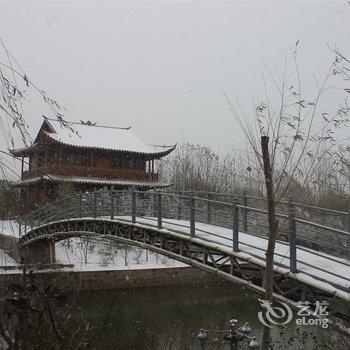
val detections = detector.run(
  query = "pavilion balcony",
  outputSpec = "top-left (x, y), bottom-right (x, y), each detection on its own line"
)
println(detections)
top-left (22, 163), bottom-right (159, 182)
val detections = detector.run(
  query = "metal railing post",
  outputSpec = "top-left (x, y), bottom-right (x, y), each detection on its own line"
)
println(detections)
top-left (93, 188), bottom-right (97, 218)
top-left (206, 192), bottom-right (211, 224)
top-left (78, 192), bottom-right (82, 218)
top-left (233, 197), bottom-right (239, 251)
top-left (82, 193), bottom-right (86, 217)
top-left (42, 204), bottom-right (46, 223)
top-left (157, 192), bottom-right (162, 229)
top-left (115, 190), bottom-right (119, 214)
top-left (100, 189), bottom-right (104, 216)
top-left (346, 209), bottom-right (350, 250)
top-left (242, 191), bottom-right (248, 232)
top-left (288, 201), bottom-right (298, 273)
top-left (321, 209), bottom-right (325, 225)
top-left (177, 190), bottom-right (182, 220)
top-left (65, 197), bottom-right (69, 219)
top-left (153, 191), bottom-right (157, 217)
top-left (190, 191), bottom-right (195, 238)
top-left (131, 188), bottom-right (136, 223)
top-left (110, 186), bottom-right (115, 220)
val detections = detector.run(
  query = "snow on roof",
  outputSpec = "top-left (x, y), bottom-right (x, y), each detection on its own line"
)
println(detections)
top-left (12, 174), bottom-right (171, 188)
top-left (42, 119), bottom-right (175, 156)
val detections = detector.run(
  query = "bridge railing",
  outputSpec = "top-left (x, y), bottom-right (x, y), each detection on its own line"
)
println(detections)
top-left (154, 191), bottom-right (350, 289)
top-left (182, 191), bottom-right (350, 254)
top-left (19, 188), bottom-right (350, 288)
top-left (170, 190), bottom-right (350, 232)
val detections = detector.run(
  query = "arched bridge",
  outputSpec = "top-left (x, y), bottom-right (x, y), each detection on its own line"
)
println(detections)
top-left (19, 189), bottom-right (350, 306)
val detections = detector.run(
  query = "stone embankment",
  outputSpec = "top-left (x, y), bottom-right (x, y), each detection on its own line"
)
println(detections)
top-left (0, 266), bottom-right (222, 293)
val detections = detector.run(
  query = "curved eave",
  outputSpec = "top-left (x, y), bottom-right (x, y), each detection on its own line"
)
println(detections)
top-left (11, 175), bottom-right (171, 189)
top-left (150, 145), bottom-right (176, 159)
top-left (45, 133), bottom-right (176, 159)
top-left (9, 143), bottom-right (39, 157)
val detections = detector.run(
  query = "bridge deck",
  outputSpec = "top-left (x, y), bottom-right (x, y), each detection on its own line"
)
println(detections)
top-left (5, 213), bottom-right (349, 298)
top-left (14, 189), bottom-right (350, 304)
top-left (112, 216), bottom-right (350, 298)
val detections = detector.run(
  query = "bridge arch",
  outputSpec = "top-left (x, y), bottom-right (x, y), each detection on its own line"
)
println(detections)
top-left (20, 217), bottom-right (258, 289)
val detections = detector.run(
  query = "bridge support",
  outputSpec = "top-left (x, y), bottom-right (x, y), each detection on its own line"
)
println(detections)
top-left (20, 240), bottom-right (56, 265)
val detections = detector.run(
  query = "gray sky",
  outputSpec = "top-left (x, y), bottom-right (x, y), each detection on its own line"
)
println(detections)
top-left (1, 1), bottom-right (350, 154)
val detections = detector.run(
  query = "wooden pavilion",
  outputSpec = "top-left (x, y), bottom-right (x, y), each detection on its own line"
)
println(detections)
top-left (10, 118), bottom-right (175, 210)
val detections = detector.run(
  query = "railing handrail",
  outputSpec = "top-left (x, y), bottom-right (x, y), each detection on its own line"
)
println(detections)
top-left (165, 189), bottom-right (349, 216)
top-left (296, 218), bottom-right (350, 237)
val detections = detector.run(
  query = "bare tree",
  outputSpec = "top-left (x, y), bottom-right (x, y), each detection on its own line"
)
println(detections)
top-left (158, 142), bottom-right (264, 195)
top-left (0, 40), bottom-right (118, 349)
top-left (0, 38), bottom-right (79, 187)
top-left (226, 44), bottom-right (350, 349)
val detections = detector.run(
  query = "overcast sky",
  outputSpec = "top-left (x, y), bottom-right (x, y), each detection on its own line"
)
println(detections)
top-left (1, 1), bottom-right (350, 155)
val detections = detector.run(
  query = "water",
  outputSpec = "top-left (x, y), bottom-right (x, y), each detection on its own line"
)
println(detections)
top-left (72, 283), bottom-right (345, 350)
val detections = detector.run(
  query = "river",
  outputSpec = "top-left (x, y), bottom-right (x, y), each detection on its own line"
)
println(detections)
top-left (73, 282), bottom-right (343, 350)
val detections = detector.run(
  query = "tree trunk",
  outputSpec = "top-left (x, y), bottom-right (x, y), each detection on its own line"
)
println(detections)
top-left (261, 136), bottom-right (278, 350)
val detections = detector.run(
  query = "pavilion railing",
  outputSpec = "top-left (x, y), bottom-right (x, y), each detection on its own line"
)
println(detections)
top-left (22, 164), bottom-right (159, 182)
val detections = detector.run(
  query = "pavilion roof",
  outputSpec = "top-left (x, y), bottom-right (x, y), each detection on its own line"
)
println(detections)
top-left (11, 119), bottom-right (176, 158)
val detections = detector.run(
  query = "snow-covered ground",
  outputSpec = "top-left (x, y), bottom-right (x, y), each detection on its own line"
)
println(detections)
top-left (55, 238), bottom-right (187, 271)
top-left (0, 248), bottom-right (17, 266)
top-left (0, 220), bottom-right (20, 268)
top-left (0, 220), bottom-right (20, 238)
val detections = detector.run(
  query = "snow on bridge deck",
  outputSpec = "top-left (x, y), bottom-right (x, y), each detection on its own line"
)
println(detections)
top-left (111, 216), bottom-right (350, 299)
